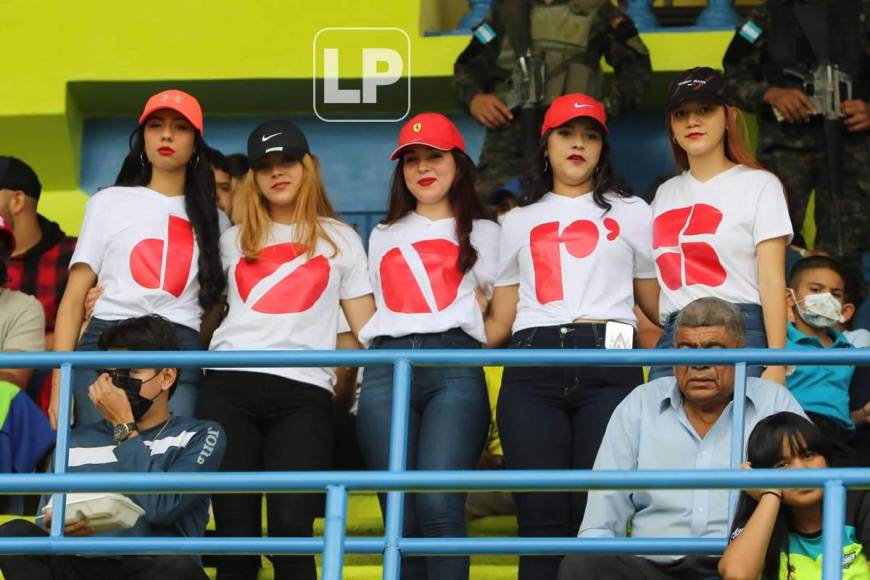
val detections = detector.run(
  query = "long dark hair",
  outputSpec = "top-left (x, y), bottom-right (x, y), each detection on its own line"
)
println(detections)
top-left (521, 119), bottom-right (632, 211)
top-left (730, 412), bottom-right (832, 579)
top-left (383, 149), bottom-right (484, 274)
top-left (115, 126), bottom-right (226, 311)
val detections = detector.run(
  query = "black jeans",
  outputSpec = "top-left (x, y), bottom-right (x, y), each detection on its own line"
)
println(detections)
top-left (497, 324), bottom-right (643, 580)
top-left (196, 371), bottom-right (334, 580)
top-left (559, 553), bottom-right (721, 580)
top-left (0, 519), bottom-right (206, 580)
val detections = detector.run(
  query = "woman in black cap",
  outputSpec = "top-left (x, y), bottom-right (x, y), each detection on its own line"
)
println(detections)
top-left (50, 89), bottom-right (225, 428)
top-left (649, 67), bottom-right (792, 383)
top-left (197, 120), bottom-right (375, 580)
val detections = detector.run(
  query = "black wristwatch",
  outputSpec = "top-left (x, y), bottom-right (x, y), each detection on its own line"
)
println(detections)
top-left (113, 422), bottom-right (138, 443)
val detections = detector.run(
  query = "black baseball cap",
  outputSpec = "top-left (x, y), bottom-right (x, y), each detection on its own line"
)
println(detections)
top-left (247, 120), bottom-right (310, 166)
top-left (666, 67), bottom-right (728, 112)
top-left (0, 156), bottom-right (41, 200)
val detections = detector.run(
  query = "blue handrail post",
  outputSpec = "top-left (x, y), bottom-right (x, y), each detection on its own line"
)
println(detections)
top-left (50, 362), bottom-right (74, 538)
top-left (321, 484), bottom-right (349, 580)
top-left (695, 0), bottom-right (739, 29)
top-left (822, 480), bottom-right (846, 580)
top-left (728, 361), bottom-right (748, 525)
top-left (383, 359), bottom-right (412, 580)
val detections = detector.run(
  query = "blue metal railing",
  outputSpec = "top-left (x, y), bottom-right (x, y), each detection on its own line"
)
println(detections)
top-left (0, 348), bottom-right (868, 580)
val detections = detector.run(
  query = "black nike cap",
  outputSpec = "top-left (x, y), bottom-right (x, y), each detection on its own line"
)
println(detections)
top-left (247, 120), bottom-right (310, 166)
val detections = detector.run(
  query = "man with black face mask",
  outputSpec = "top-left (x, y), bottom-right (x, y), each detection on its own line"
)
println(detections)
top-left (0, 315), bottom-right (226, 580)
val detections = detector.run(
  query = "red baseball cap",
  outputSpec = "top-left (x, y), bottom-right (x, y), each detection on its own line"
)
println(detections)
top-left (138, 89), bottom-right (204, 134)
top-left (0, 215), bottom-right (15, 254)
top-left (389, 113), bottom-right (466, 160)
top-left (540, 93), bottom-right (608, 136)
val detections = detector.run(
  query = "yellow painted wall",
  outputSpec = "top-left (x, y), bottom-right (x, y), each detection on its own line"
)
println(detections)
top-left (0, 0), bottom-right (736, 234)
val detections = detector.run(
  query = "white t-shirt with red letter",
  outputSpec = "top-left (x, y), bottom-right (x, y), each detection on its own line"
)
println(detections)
top-left (208, 219), bottom-right (372, 392)
top-left (651, 165), bottom-right (793, 323)
top-left (71, 186), bottom-right (204, 331)
top-left (359, 213), bottom-right (500, 344)
top-left (496, 192), bottom-right (656, 332)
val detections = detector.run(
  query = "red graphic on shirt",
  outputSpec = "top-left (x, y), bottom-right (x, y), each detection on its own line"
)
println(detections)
top-left (653, 204), bottom-right (726, 290)
top-left (129, 215), bottom-right (194, 297)
top-left (529, 219), bottom-right (619, 304)
top-left (234, 243), bottom-right (330, 314)
top-left (380, 239), bottom-right (463, 313)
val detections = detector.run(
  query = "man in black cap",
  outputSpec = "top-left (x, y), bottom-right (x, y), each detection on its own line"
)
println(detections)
top-left (0, 156), bottom-right (77, 404)
top-left (0, 157), bottom-right (77, 349)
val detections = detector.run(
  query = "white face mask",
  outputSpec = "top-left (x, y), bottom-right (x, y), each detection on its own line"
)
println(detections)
top-left (791, 290), bottom-right (845, 329)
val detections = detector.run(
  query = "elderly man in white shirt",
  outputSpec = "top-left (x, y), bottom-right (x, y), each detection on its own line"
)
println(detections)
top-left (559, 297), bottom-right (805, 580)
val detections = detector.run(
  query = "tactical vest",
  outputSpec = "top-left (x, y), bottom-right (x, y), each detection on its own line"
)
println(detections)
top-left (765, 0), bottom-right (867, 98)
top-left (494, 0), bottom-right (607, 109)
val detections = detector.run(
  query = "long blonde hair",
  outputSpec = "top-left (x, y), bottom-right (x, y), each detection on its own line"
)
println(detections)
top-left (239, 153), bottom-right (339, 259)
top-left (668, 104), bottom-right (763, 172)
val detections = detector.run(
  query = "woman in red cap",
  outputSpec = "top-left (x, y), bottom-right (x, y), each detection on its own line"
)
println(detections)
top-left (485, 94), bottom-right (659, 580)
top-left (356, 112), bottom-right (497, 579)
top-left (51, 89), bottom-right (225, 428)
top-left (649, 67), bottom-right (792, 382)
top-left (196, 119), bottom-right (375, 580)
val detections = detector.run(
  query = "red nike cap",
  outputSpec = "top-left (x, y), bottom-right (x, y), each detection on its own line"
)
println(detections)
top-left (540, 93), bottom-right (608, 136)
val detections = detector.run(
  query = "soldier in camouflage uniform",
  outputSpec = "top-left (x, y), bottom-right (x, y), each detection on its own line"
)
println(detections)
top-left (723, 0), bottom-right (870, 266)
top-left (452, 0), bottom-right (652, 199)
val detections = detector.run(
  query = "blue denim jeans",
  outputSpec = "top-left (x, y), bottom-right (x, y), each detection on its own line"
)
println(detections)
top-left (356, 329), bottom-right (490, 580)
top-left (649, 303), bottom-right (767, 380)
top-left (71, 317), bottom-right (202, 427)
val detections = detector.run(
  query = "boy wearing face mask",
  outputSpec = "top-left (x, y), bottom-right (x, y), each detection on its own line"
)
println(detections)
top-left (0, 315), bottom-right (226, 580)
top-left (786, 256), bottom-right (857, 466)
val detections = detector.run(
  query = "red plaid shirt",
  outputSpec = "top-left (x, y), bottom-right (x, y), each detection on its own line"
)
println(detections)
top-left (5, 215), bottom-right (77, 333)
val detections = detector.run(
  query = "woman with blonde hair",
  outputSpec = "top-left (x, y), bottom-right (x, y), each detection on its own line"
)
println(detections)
top-left (196, 120), bottom-right (375, 580)
top-left (649, 67), bottom-right (793, 383)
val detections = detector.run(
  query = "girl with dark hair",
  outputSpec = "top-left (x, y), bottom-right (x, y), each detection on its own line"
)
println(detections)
top-left (720, 411), bottom-right (870, 579)
top-left (51, 89), bottom-right (225, 429)
top-left (649, 67), bottom-right (793, 382)
top-left (356, 113), bottom-right (497, 580)
top-left (197, 119), bottom-right (375, 580)
top-left (484, 94), bottom-right (659, 580)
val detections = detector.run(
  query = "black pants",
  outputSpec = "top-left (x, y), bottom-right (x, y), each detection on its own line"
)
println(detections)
top-left (497, 324), bottom-right (642, 580)
top-left (558, 554), bottom-right (721, 580)
top-left (0, 519), bottom-right (206, 580)
top-left (196, 371), bottom-right (334, 580)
